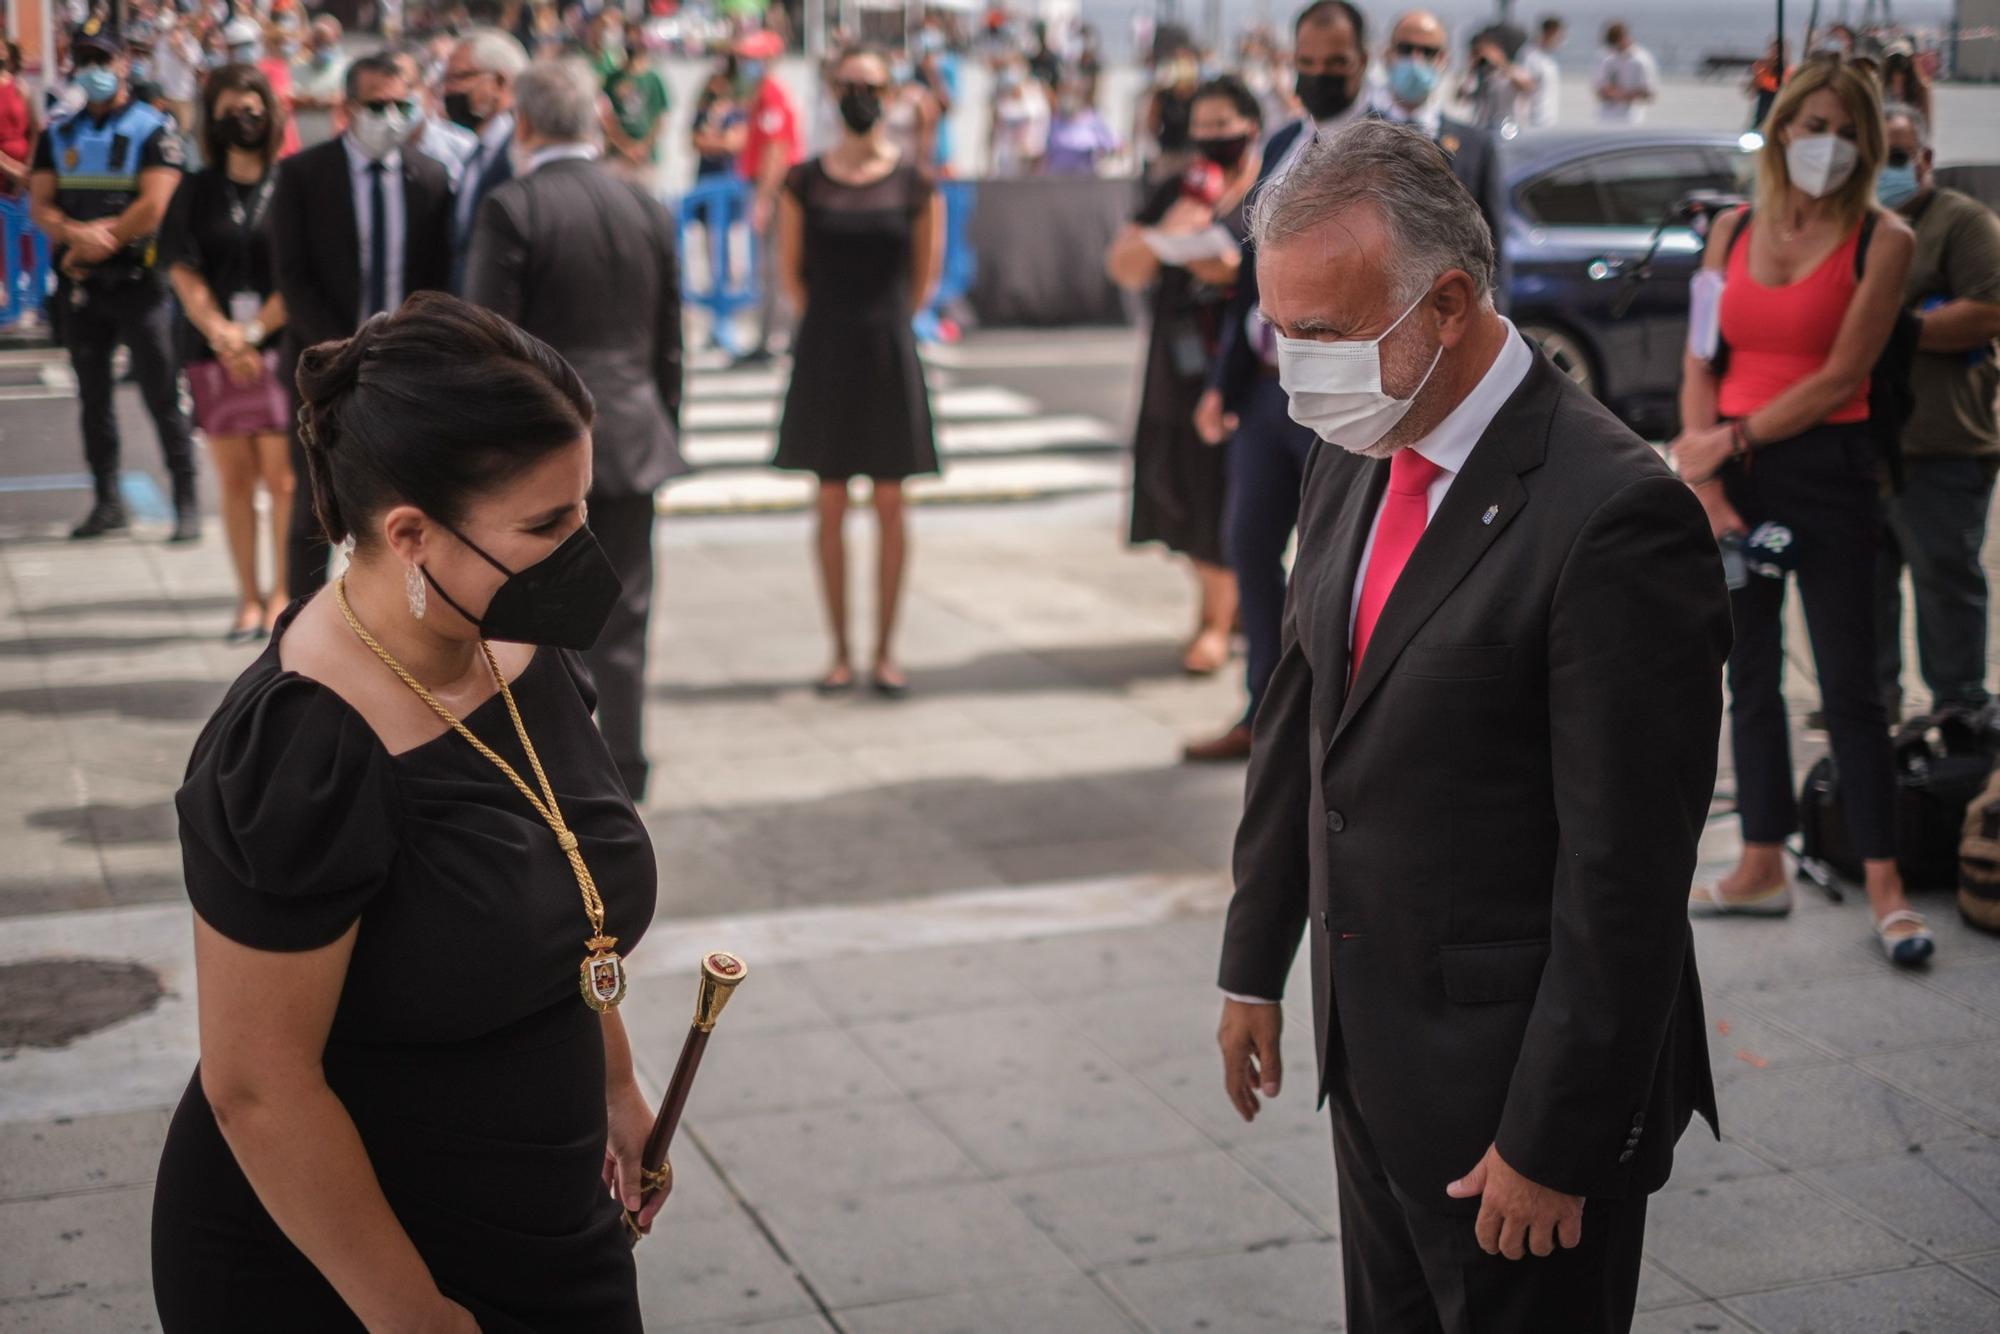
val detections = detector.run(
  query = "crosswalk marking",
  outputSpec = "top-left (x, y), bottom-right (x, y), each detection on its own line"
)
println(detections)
top-left (682, 412), bottom-right (1119, 471)
top-left (683, 384), bottom-right (1040, 431)
top-left (660, 455), bottom-right (1125, 516)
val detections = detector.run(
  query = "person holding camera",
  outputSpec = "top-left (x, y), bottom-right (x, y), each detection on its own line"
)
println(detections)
top-left (1670, 61), bottom-right (1929, 965)
top-left (28, 21), bottom-right (197, 542)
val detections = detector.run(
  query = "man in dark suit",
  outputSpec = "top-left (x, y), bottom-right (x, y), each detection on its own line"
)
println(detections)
top-left (1214, 120), bottom-right (1731, 1332)
top-left (443, 27), bottom-right (525, 292)
top-left (466, 58), bottom-right (686, 801)
top-left (270, 53), bottom-right (454, 596)
top-left (1186, 1), bottom-right (1507, 763)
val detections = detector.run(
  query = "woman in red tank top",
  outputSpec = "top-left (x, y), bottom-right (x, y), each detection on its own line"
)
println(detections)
top-left (1669, 59), bottom-right (1933, 965)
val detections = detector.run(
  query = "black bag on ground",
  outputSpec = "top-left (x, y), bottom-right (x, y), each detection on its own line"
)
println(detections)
top-left (1797, 706), bottom-right (1995, 888)
top-left (1959, 762), bottom-right (2000, 933)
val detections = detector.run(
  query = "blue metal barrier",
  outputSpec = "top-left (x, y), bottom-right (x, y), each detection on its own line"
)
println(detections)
top-left (1, 195), bottom-right (52, 329)
top-left (676, 177), bottom-right (758, 358)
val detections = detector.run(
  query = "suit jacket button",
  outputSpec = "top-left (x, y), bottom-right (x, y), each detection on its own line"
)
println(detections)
top-left (1325, 810), bottom-right (1346, 833)
top-left (1618, 1149), bottom-right (1635, 1163)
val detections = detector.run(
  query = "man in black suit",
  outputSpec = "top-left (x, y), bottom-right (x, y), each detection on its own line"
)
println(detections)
top-left (1186, 2), bottom-right (1510, 764)
top-left (443, 27), bottom-right (525, 292)
top-left (1214, 120), bottom-right (1731, 1332)
top-left (466, 58), bottom-right (686, 801)
top-left (1185, 0), bottom-right (1369, 762)
top-left (270, 53), bottom-right (454, 596)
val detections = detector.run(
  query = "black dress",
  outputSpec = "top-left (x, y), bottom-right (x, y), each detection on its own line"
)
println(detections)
top-left (1128, 177), bottom-right (1245, 566)
top-left (152, 604), bottom-right (657, 1333)
top-left (773, 158), bottom-right (939, 482)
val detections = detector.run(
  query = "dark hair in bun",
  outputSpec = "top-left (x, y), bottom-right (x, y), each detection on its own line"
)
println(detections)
top-left (295, 292), bottom-right (595, 549)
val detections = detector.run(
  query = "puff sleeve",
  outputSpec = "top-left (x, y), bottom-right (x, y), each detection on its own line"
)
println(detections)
top-left (174, 674), bottom-right (402, 951)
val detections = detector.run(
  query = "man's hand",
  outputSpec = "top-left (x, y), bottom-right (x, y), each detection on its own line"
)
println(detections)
top-left (65, 220), bottom-right (120, 264)
top-left (1217, 998), bottom-right (1282, 1122)
top-left (1446, 1143), bottom-right (1584, 1259)
top-left (1193, 388), bottom-right (1238, 446)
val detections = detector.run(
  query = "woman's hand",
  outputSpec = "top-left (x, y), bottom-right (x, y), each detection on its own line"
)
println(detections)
top-left (223, 344), bottom-right (265, 388)
top-left (1691, 479), bottom-right (1746, 541)
top-left (400, 1295), bottom-right (481, 1334)
top-left (603, 1079), bottom-right (669, 1235)
top-left (1667, 423), bottom-right (1734, 487)
top-left (211, 320), bottom-right (248, 358)
top-left (1159, 195), bottom-right (1213, 236)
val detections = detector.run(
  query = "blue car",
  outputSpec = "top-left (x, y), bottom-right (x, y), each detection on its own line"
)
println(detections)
top-left (1502, 128), bottom-right (1762, 438)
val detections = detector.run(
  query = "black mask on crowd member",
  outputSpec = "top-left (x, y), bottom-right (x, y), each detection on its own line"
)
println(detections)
top-left (222, 108), bottom-right (269, 149)
top-left (443, 91), bottom-right (485, 131)
top-left (1194, 134), bottom-right (1251, 169)
top-left (1295, 71), bottom-right (1358, 122)
top-left (838, 87), bottom-right (883, 134)
top-left (424, 523), bottom-right (623, 651)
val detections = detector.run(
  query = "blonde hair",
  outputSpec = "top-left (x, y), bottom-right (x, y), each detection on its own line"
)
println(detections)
top-left (1755, 59), bottom-right (1886, 232)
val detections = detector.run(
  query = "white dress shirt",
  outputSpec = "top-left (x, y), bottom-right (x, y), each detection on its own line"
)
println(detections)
top-left (456, 111), bottom-right (516, 238)
top-left (527, 142), bottom-right (601, 172)
top-left (417, 116), bottom-right (478, 189)
top-left (1224, 319), bottom-right (1531, 1007)
top-left (342, 135), bottom-right (407, 322)
top-left (1520, 46), bottom-right (1560, 127)
top-left (1370, 87), bottom-right (1443, 140)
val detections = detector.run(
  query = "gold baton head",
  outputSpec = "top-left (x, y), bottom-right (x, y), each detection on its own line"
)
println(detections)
top-left (693, 951), bottom-right (746, 1032)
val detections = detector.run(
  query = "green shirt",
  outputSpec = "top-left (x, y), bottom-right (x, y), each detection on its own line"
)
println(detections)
top-left (1902, 188), bottom-right (2000, 457)
top-left (605, 67), bottom-right (670, 161)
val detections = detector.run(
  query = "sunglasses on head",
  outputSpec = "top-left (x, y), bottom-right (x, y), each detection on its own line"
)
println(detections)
top-left (1394, 41), bottom-right (1444, 61)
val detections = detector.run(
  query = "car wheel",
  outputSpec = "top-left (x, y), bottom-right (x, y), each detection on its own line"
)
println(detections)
top-left (1520, 322), bottom-right (1598, 400)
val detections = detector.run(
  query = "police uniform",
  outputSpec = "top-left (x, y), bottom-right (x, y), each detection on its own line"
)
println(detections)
top-left (32, 68), bottom-right (197, 538)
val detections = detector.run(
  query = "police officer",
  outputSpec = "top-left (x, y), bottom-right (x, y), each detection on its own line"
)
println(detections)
top-left (28, 21), bottom-right (197, 542)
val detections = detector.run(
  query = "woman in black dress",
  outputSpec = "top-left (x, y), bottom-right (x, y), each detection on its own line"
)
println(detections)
top-left (160, 63), bottom-right (292, 643)
top-left (1105, 77), bottom-right (1262, 676)
top-left (773, 44), bottom-right (943, 698)
top-left (152, 295), bottom-right (666, 1332)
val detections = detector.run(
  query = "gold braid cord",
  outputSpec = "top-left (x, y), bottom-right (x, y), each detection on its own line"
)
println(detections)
top-left (334, 578), bottom-right (624, 1009)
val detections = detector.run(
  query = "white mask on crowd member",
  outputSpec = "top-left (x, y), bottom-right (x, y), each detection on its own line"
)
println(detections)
top-left (1277, 290), bottom-right (1443, 455)
top-left (350, 105), bottom-right (411, 161)
top-left (1786, 133), bottom-right (1859, 198)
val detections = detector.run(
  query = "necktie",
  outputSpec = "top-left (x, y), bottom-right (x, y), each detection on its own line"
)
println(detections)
top-left (1350, 447), bottom-right (1444, 682)
top-left (366, 160), bottom-right (388, 317)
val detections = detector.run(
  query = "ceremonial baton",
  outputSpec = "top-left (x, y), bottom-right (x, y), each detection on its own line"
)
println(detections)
top-left (624, 951), bottom-right (746, 1245)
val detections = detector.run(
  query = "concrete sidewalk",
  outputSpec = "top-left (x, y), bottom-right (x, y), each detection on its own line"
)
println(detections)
top-left (6, 408), bottom-right (2000, 1329)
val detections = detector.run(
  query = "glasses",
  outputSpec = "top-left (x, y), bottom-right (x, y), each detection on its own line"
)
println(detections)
top-left (359, 98), bottom-right (417, 117)
top-left (1886, 148), bottom-right (1914, 168)
top-left (1393, 41), bottom-right (1444, 61)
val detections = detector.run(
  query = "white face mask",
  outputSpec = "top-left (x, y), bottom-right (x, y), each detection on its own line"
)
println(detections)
top-left (1785, 133), bottom-right (1859, 199)
top-left (1276, 290), bottom-right (1443, 455)
top-left (349, 106), bottom-right (410, 161)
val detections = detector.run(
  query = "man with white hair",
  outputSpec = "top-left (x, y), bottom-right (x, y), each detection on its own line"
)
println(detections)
top-left (465, 58), bottom-right (686, 801)
top-left (444, 25), bottom-right (528, 291)
top-left (1213, 119), bottom-right (1730, 1332)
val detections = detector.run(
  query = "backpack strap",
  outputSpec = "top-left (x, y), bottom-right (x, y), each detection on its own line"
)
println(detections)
top-left (1855, 209), bottom-right (1879, 280)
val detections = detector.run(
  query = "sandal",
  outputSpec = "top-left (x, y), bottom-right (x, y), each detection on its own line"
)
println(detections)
top-left (1688, 881), bottom-right (1794, 918)
top-left (1874, 909), bottom-right (1936, 968)
top-left (814, 668), bottom-right (856, 696)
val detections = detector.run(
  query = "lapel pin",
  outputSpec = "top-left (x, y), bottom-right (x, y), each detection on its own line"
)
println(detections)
top-left (1482, 505), bottom-right (1499, 526)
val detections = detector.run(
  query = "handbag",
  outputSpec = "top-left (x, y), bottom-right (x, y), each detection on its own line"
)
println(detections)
top-left (186, 350), bottom-right (289, 436)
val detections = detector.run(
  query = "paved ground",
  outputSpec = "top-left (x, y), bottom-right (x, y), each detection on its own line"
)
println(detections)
top-left (4, 331), bottom-right (2000, 1331)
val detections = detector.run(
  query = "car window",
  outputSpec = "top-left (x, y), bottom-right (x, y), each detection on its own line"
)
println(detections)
top-left (1517, 160), bottom-right (1605, 227)
top-left (1593, 149), bottom-right (1739, 226)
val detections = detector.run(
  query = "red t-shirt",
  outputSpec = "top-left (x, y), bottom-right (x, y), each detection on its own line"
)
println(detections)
top-left (0, 77), bottom-right (32, 169)
top-left (737, 81), bottom-right (800, 182)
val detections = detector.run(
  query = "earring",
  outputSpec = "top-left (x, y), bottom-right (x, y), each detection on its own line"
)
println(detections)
top-left (406, 565), bottom-right (427, 620)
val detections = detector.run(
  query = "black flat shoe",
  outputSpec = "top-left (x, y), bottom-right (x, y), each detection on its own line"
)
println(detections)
top-left (815, 669), bottom-right (856, 696)
top-left (69, 501), bottom-right (129, 540)
top-left (869, 673), bottom-right (910, 701)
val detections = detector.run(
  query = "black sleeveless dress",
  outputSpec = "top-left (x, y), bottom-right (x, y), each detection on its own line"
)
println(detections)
top-left (773, 158), bottom-right (939, 482)
top-left (151, 603), bottom-right (657, 1332)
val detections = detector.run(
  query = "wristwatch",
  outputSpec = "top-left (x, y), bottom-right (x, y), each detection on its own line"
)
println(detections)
top-left (241, 319), bottom-right (266, 347)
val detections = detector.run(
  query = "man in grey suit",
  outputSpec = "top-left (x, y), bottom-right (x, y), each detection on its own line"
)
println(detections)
top-left (466, 57), bottom-right (687, 801)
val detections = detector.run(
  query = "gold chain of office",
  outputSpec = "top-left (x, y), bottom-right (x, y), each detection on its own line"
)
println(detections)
top-left (334, 577), bottom-right (627, 1011)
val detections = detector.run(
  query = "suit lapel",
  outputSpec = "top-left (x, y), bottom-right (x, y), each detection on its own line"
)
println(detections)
top-left (325, 146), bottom-right (362, 316)
top-left (1325, 348), bottom-right (1557, 754)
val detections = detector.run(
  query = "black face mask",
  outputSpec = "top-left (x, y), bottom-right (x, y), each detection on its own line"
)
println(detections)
top-left (424, 523), bottom-right (623, 651)
top-left (1295, 71), bottom-right (1358, 122)
top-left (1194, 134), bottom-right (1251, 169)
top-left (443, 90), bottom-right (485, 131)
top-left (838, 89), bottom-right (883, 134)
top-left (222, 110), bottom-right (268, 149)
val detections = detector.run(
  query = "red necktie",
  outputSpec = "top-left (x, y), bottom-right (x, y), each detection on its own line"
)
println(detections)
top-left (1350, 448), bottom-right (1444, 683)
